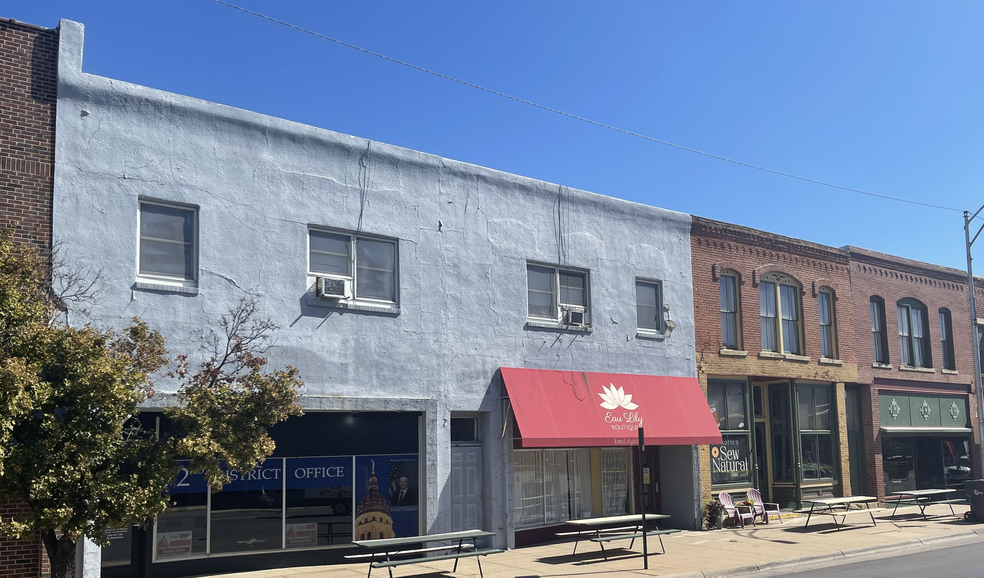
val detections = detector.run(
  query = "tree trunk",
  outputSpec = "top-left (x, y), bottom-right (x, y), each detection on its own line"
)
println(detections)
top-left (41, 530), bottom-right (77, 578)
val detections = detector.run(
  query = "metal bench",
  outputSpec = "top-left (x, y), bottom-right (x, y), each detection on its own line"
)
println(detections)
top-left (352, 530), bottom-right (498, 578)
top-left (369, 549), bottom-right (503, 578)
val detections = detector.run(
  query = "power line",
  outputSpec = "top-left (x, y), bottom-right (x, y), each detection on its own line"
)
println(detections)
top-left (209, 0), bottom-right (964, 215)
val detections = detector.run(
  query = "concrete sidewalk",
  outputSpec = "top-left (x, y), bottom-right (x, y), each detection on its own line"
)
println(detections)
top-left (212, 505), bottom-right (984, 578)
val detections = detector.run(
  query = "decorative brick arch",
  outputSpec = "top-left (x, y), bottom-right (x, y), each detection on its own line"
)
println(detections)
top-left (751, 264), bottom-right (802, 288)
top-left (712, 261), bottom-right (743, 283)
top-left (811, 278), bottom-right (841, 298)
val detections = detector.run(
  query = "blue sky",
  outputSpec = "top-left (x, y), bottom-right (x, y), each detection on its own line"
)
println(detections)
top-left (13, 1), bottom-right (984, 270)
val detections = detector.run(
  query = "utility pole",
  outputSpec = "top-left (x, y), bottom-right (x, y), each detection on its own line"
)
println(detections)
top-left (963, 209), bottom-right (984, 475)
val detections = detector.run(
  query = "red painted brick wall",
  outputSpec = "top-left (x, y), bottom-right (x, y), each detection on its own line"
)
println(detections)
top-left (0, 18), bottom-right (57, 249)
top-left (1, 17), bottom-right (58, 578)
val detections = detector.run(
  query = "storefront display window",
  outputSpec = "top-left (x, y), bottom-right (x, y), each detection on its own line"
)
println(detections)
top-left (601, 448), bottom-right (629, 516)
top-left (798, 384), bottom-right (834, 480)
top-left (154, 453), bottom-right (416, 561)
top-left (156, 461), bottom-right (208, 560)
top-left (286, 457), bottom-right (353, 547)
top-left (943, 438), bottom-right (971, 488)
top-left (514, 447), bottom-right (627, 528)
top-left (884, 436), bottom-right (972, 493)
top-left (708, 381), bottom-right (751, 486)
top-left (210, 459), bottom-right (284, 554)
top-left (514, 450), bottom-right (545, 527)
top-left (883, 437), bottom-right (916, 493)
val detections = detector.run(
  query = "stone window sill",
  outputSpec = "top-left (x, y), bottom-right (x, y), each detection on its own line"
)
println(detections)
top-left (758, 351), bottom-right (810, 363)
top-left (636, 330), bottom-right (666, 341)
top-left (818, 358), bottom-right (844, 366)
top-left (872, 362), bottom-right (893, 370)
top-left (942, 369), bottom-right (959, 375)
top-left (525, 320), bottom-right (593, 334)
top-left (305, 298), bottom-right (400, 315)
top-left (899, 365), bottom-right (935, 374)
top-left (719, 349), bottom-right (748, 358)
top-left (134, 281), bottom-right (199, 295)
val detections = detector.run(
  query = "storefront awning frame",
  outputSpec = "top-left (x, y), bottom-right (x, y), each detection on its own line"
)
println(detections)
top-left (880, 426), bottom-right (973, 435)
top-left (501, 367), bottom-right (723, 448)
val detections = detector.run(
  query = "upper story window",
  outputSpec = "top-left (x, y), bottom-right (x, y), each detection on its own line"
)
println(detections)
top-left (897, 298), bottom-right (931, 368)
top-left (759, 273), bottom-right (801, 354)
top-left (527, 264), bottom-right (589, 326)
top-left (719, 272), bottom-right (740, 349)
top-left (138, 201), bottom-right (198, 284)
top-left (309, 228), bottom-right (398, 303)
top-left (818, 289), bottom-right (836, 359)
top-left (870, 296), bottom-right (889, 363)
top-left (635, 279), bottom-right (663, 333)
top-left (939, 308), bottom-right (955, 370)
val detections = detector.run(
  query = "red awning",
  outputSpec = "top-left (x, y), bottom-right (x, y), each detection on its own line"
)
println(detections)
top-left (501, 367), bottom-right (723, 448)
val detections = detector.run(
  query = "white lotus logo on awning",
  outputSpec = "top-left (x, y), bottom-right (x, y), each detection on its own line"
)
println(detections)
top-left (599, 384), bottom-right (639, 410)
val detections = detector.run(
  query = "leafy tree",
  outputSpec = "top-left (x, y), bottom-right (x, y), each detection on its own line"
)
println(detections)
top-left (0, 228), bottom-right (303, 578)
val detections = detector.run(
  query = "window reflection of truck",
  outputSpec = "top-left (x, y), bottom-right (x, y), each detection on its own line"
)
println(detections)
top-left (289, 487), bottom-right (353, 515)
top-left (946, 456), bottom-right (971, 487)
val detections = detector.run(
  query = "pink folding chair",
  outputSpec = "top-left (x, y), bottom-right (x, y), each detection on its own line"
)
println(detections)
top-left (718, 491), bottom-right (755, 528)
top-left (747, 488), bottom-right (782, 524)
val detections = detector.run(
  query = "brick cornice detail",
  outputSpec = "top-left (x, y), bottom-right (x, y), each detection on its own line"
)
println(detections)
top-left (853, 262), bottom-right (965, 293)
top-left (693, 236), bottom-right (848, 277)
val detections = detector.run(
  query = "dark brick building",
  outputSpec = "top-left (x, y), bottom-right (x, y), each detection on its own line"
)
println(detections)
top-left (691, 217), bottom-right (859, 508)
top-left (0, 16), bottom-right (58, 578)
top-left (847, 247), bottom-right (981, 501)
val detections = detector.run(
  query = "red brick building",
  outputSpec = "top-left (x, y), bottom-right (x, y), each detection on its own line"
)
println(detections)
top-left (0, 16), bottom-right (58, 578)
top-left (691, 217), bottom-right (859, 508)
top-left (847, 247), bottom-right (981, 501)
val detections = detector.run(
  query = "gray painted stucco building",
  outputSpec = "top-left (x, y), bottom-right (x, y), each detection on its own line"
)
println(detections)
top-left (52, 20), bottom-right (713, 578)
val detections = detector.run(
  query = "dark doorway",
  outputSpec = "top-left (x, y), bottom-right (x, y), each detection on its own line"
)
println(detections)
top-left (846, 387), bottom-right (867, 495)
top-left (754, 421), bottom-right (769, 502)
top-left (915, 437), bottom-right (945, 489)
top-left (634, 447), bottom-right (662, 514)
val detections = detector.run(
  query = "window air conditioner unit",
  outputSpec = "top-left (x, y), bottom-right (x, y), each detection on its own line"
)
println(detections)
top-left (562, 305), bottom-right (587, 327)
top-left (317, 277), bottom-right (352, 300)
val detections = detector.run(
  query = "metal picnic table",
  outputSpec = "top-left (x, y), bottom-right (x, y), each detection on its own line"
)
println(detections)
top-left (350, 530), bottom-right (499, 578)
top-left (887, 488), bottom-right (964, 517)
top-left (562, 513), bottom-right (671, 556)
top-left (798, 496), bottom-right (883, 529)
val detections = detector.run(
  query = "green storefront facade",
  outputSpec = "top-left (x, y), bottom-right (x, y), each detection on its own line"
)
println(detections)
top-left (878, 391), bottom-right (972, 493)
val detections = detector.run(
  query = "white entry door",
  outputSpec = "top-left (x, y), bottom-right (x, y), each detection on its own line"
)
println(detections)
top-left (451, 446), bottom-right (483, 531)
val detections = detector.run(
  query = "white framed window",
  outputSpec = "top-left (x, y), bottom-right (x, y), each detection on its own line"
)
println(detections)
top-left (635, 279), bottom-right (663, 332)
top-left (940, 308), bottom-right (955, 370)
top-left (526, 263), bottom-right (589, 325)
top-left (309, 228), bottom-right (398, 303)
top-left (138, 201), bottom-right (198, 285)
top-left (818, 289), bottom-right (837, 359)
top-left (898, 298), bottom-right (931, 368)
top-left (759, 273), bottom-right (801, 354)
top-left (871, 296), bottom-right (889, 364)
top-left (719, 273), bottom-right (740, 349)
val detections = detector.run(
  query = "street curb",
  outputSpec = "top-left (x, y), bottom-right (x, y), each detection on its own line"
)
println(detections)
top-left (661, 529), bottom-right (984, 578)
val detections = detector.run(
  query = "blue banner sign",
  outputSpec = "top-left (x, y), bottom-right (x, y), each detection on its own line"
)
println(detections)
top-left (287, 457), bottom-right (352, 489)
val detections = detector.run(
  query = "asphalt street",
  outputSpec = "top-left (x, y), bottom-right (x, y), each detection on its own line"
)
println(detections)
top-left (755, 536), bottom-right (984, 578)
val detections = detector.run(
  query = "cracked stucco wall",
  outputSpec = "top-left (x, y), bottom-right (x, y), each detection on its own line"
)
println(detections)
top-left (52, 19), bottom-right (700, 569)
